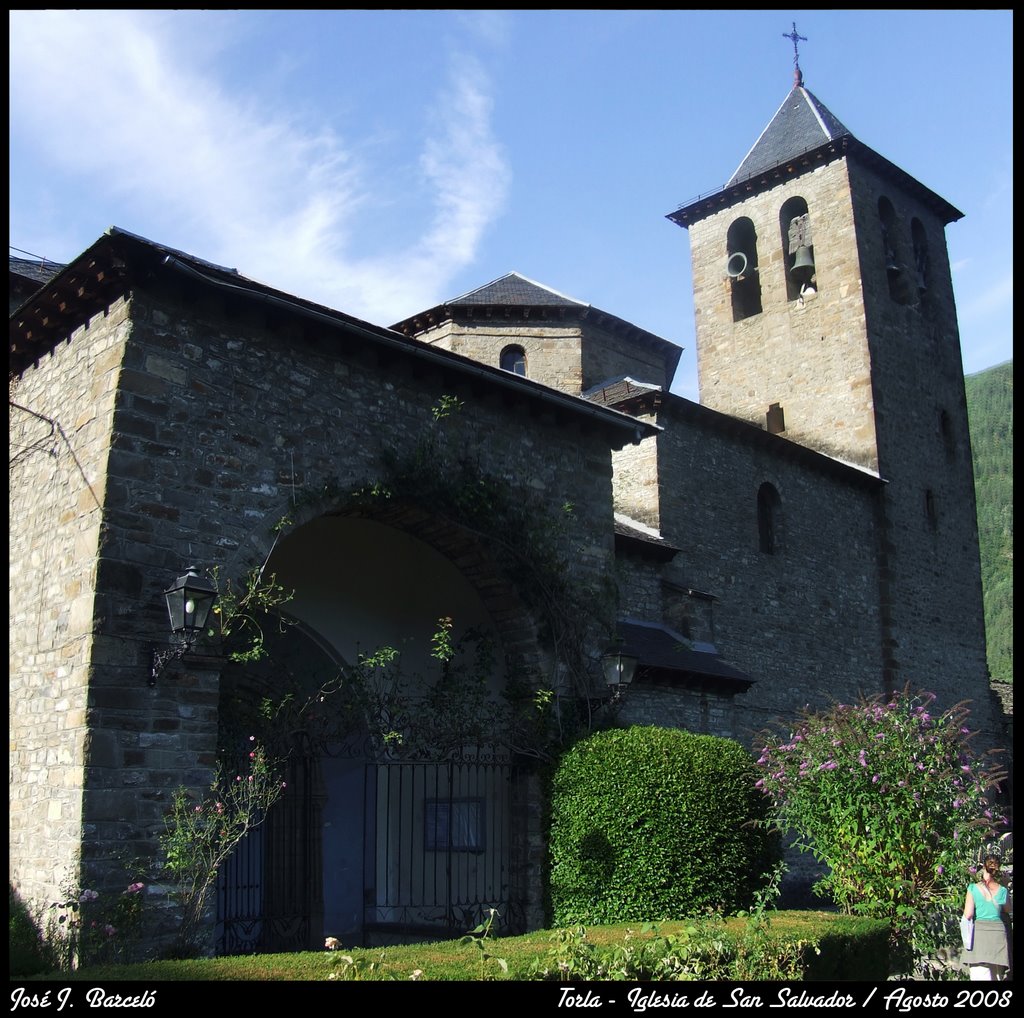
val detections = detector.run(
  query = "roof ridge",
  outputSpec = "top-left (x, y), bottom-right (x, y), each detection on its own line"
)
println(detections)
top-left (446, 270), bottom-right (590, 308)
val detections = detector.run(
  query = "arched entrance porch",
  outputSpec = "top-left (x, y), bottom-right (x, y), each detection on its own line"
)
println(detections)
top-left (215, 512), bottom-right (542, 952)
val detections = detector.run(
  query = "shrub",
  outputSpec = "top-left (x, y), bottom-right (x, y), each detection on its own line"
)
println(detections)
top-left (754, 689), bottom-right (1007, 972)
top-left (161, 738), bottom-right (285, 956)
top-left (9, 885), bottom-right (51, 977)
top-left (548, 726), bottom-right (778, 925)
top-left (43, 879), bottom-right (147, 970)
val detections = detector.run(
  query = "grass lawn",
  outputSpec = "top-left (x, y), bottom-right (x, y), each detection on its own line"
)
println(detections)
top-left (17, 911), bottom-right (885, 981)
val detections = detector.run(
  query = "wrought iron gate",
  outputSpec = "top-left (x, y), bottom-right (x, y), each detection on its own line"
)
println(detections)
top-left (216, 754), bottom-right (520, 954)
top-left (363, 759), bottom-right (515, 941)
top-left (216, 752), bottom-right (324, 954)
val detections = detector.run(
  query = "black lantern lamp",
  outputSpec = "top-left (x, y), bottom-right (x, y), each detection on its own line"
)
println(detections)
top-left (601, 637), bottom-right (639, 694)
top-left (150, 566), bottom-right (218, 685)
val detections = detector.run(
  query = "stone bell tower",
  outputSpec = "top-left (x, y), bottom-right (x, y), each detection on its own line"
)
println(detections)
top-left (667, 38), bottom-right (996, 731)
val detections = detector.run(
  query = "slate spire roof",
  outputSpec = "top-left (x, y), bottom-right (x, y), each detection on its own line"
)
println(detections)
top-left (728, 85), bottom-right (853, 186)
top-left (669, 74), bottom-right (962, 228)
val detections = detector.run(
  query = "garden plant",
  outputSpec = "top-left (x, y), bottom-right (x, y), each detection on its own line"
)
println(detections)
top-left (548, 725), bottom-right (779, 925)
top-left (754, 688), bottom-right (1008, 976)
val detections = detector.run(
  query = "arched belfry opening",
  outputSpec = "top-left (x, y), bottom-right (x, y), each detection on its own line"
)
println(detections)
top-left (215, 510), bottom-right (545, 953)
top-left (726, 217), bottom-right (763, 321)
top-left (911, 218), bottom-right (931, 301)
top-left (779, 197), bottom-right (816, 300)
top-left (879, 196), bottom-right (913, 305)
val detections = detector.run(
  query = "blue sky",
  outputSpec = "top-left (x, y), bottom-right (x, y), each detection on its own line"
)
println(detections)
top-left (9, 10), bottom-right (1013, 400)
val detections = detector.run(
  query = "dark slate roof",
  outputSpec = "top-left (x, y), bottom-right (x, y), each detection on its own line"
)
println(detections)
top-left (10, 255), bottom-right (65, 286)
top-left (613, 514), bottom-right (680, 561)
top-left (583, 376), bottom-right (662, 407)
top-left (729, 86), bottom-right (852, 185)
top-left (448, 271), bottom-right (586, 308)
top-left (618, 619), bottom-right (755, 692)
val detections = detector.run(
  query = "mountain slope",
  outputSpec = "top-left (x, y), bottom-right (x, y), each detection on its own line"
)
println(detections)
top-left (965, 361), bottom-right (1013, 684)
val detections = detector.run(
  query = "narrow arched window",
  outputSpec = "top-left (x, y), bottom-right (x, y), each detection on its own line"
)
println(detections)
top-left (757, 482), bottom-right (781, 555)
top-left (500, 345), bottom-right (527, 376)
top-left (939, 409), bottom-right (956, 462)
top-left (726, 217), bottom-right (762, 322)
top-left (925, 489), bottom-right (938, 532)
top-left (911, 218), bottom-right (930, 300)
top-left (780, 197), bottom-right (816, 301)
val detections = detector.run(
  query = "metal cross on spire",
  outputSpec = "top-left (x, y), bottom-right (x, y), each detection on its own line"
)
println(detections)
top-left (783, 22), bottom-right (807, 87)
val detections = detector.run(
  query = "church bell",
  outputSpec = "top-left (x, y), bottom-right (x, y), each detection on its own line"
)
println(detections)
top-left (790, 245), bottom-right (815, 279)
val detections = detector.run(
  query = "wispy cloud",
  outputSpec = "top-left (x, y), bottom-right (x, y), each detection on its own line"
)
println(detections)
top-left (9, 10), bottom-right (510, 325)
top-left (295, 56), bottom-right (511, 323)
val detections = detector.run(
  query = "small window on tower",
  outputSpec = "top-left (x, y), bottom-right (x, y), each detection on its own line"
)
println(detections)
top-left (939, 409), bottom-right (956, 461)
top-left (925, 489), bottom-right (938, 532)
top-left (757, 482), bottom-right (782, 555)
top-left (500, 345), bottom-right (527, 376)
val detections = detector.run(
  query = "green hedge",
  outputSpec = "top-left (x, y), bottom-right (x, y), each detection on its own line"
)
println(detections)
top-left (548, 726), bottom-right (778, 925)
top-left (803, 916), bottom-right (892, 981)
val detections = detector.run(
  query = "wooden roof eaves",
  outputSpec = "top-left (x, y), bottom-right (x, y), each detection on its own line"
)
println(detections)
top-left (9, 244), bottom-right (130, 372)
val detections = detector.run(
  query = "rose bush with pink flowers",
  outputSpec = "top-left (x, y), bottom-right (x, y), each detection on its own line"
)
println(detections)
top-left (43, 876), bottom-right (147, 970)
top-left (161, 738), bottom-right (285, 956)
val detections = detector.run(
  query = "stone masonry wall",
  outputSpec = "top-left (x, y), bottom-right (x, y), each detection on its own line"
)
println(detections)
top-left (75, 275), bottom-right (620, 914)
top-left (619, 687), bottom-right (737, 741)
top-left (423, 320), bottom-right (585, 393)
top-left (610, 414), bottom-right (661, 531)
top-left (422, 318), bottom-right (671, 397)
top-left (846, 160), bottom-right (998, 742)
top-left (613, 546), bottom-right (666, 623)
top-left (654, 401), bottom-right (885, 743)
top-left (687, 159), bottom-right (879, 471)
top-left (9, 301), bottom-right (129, 910)
top-left (579, 325), bottom-right (672, 393)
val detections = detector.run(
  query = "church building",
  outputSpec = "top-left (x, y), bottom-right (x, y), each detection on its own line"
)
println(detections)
top-left (9, 58), bottom-right (1001, 952)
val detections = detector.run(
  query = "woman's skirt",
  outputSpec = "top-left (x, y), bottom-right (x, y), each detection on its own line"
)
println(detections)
top-left (961, 919), bottom-right (1010, 967)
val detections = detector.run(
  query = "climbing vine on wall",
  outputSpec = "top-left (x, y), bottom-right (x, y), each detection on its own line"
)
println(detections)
top-left (220, 394), bottom-right (617, 760)
top-left (349, 395), bottom-right (616, 737)
top-left (207, 564), bottom-right (295, 664)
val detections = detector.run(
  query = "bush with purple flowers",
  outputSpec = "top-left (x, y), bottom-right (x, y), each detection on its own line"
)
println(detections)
top-left (754, 688), bottom-right (1007, 972)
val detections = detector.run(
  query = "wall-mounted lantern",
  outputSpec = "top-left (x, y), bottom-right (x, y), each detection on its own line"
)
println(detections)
top-left (150, 566), bottom-right (217, 685)
top-left (601, 638), bottom-right (639, 696)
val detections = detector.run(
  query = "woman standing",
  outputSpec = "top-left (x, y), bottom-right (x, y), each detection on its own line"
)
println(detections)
top-left (962, 855), bottom-right (1012, 980)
